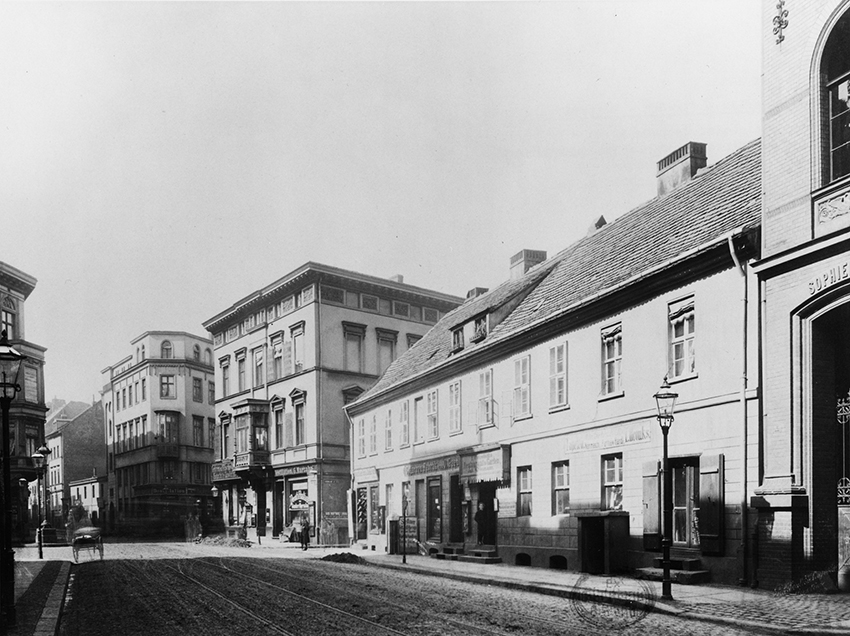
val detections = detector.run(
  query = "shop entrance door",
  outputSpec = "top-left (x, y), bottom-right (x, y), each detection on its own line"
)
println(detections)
top-left (449, 475), bottom-right (463, 543)
top-left (415, 480), bottom-right (426, 542)
top-left (427, 477), bottom-right (442, 542)
top-left (478, 482), bottom-right (497, 545)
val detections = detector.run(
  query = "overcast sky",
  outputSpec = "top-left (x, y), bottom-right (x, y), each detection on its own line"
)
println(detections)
top-left (0, 1), bottom-right (762, 405)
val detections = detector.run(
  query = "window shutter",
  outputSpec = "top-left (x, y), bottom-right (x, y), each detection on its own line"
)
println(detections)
top-left (698, 453), bottom-right (725, 555)
top-left (642, 460), bottom-right (662, 551)
top-left (285, 412), bottom-right (294, 448)
top-left (283, 341), bottom-right (293, 377)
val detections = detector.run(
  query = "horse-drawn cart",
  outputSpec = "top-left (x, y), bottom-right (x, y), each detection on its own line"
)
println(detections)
top-left (71, 527), bottom-right (103, 562)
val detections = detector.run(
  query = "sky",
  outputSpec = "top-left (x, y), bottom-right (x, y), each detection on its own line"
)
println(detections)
top-left (0, 1), bottom-right (762, 405)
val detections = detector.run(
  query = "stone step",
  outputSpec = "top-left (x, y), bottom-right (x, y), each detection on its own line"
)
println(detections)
top-left (442, 545), bottom-right (465, 555)
top-left (635, 567), bottom-right (711, 585)
top-left (457, 554), bottom-right (502, 564)
top-left (433, 553), bottom-right (460, 561)
top-left (652, 557), bottom-right (702, 571)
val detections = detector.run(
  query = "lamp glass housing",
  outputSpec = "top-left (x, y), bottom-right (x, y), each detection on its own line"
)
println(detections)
top-left (0, 332), bottom-right (25, 400)
top-left (31, 451), bottom-right (44, 469)
top-left (654, 377), bottom-right (679, 430)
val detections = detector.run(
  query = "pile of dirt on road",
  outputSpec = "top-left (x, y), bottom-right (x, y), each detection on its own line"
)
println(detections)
top-left (320, 552), bottom-right (366, 564)
top-left (194, 535), bottom-right (253, 548)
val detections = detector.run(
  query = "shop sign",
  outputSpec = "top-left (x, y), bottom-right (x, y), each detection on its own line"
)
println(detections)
top-left (807, 261), bottom-right (850, 296)
top-left (459, 447), bottom-right (510, 483)
top-left (404, 455), bottom-right (459, 477)
top-left (274, 463), bottom-right (315, 478)
top-left (290, 496), bottom-right (312, 511)
top-left (565, 425), bottom-right (651, 453)
top-left (354, 466), bottom-right (379, 483)
top-left (212, 459), bottom-right (236, 481)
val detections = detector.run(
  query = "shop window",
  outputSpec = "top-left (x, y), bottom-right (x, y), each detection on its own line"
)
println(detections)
top-left (518, 467), bottom-right (532, 516)
top-left (602, 454), bottom-right (623, 510)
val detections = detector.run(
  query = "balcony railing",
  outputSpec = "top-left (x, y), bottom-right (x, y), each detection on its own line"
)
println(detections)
top-left (234, 450), bottom-right (270, 470)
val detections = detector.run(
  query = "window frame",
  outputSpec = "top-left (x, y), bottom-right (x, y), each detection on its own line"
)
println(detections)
top-left (426, 389), bottom-right (439, 439)
top-left (601, 324), bottom-right (623, 398)
top-left (517, 466), bottom-right (532, 517)
top-left (513, 355), bottom-right (531, 418)
top-left (478, 368), bottom-right (494, 428)
top-left (602, 453), bottom-right (624, 511)
top-left (549, 343), bottom-right (568, 409)
top-left (668, 298), bottom-right (696, 381)
top-left (552, 461), bottom-right (570, 515)
top-left (160, 375), bottom-right (176, 399)
top-left (448, 380), bottom-right (462, 434)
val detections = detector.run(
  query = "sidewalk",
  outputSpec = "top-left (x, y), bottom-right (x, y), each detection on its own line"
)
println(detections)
top-left (11, 545), bottom-right (71, 636)
top-left (356, 551), bottom-right (850, 636)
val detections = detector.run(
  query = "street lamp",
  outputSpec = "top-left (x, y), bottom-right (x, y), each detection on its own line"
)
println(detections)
top-left (654, 376), bottom-right (678, 601)
top-left (0, 329), bottom-right (26, 627)
top-left (401, 494), bottom-right (408, 564)
top-left (31, 444), bottom-right (50, 560)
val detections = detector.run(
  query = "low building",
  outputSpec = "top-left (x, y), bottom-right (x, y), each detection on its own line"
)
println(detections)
top-left (203, 263), bottom-right (463, 545)
top-left (102, 332), bottom-right (215, 536)
top-left (68, 474), bottom-right (107, 526)
top-left (346, 141), bottom-right (762, 585)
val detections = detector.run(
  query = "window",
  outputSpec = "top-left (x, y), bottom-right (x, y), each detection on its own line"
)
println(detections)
top-left (128, 384), bottom-right (133, 406)
top-left (369, 414), bottom-right (378, 454)
top-left (292, 324), bottom-right (305, 373)
top-left (603, 454), bottom-right (623, 510)
top-left (208, 381), bottom-right (215, 404)
top-left (193, 416), bottom-right (204, 446)
top-left (448, 381), bottom-right (461, 433)
top-left (406, 333), bottom-right (422, 348)
top-left (157, 412), bottom-right (179, 443)
top-left (472, 315), bottom-right (487, 342)
top-left (237, 356), bottom-right (246, 392)
top-left (272, 338), bottom-right (283, 380)
top-left (295, 401), bottom-right (305, 446)
top-left (385, 409), bottom-right (393, 450)
top-left (208, 418), bottom-right (215, 449)
top-left (253, 348), bottom-right (264, 387)
top-left (478, 369), bottom-right (493, 426)
top-left (376, 329), bottom-right (398, 375)
top-left (160, 375), bottom-right (175, 398)
top-left (552, 462), bottom-right (570, 515)
top-left (161, 341), bottom-right (172, 359)
top-left (518, 467), bottom-right (532, 516)
top-left (221, 363), bottom-right (230, 396)
top-left (825, 12), bottom-right (850, 183)
top-left (514, 355), bottom-right (531, 417)
top-left (193, 344), bottom-right (201, 361)
top-left (343, 322), bottom-right (365, 373)
top-left (413, 397), bottom-right (424, 443)
top-left (549, 343), bottom-right (568, 408)
top-left (1, 310), bottom-right (16, 339)
top-left (451, 328), bottom-right (464, 352)
top-left (669, 298), bottom-right (695, 379)
top-left (205, 348), bottom-right (213, 365)
top-left (400, 401), bottom-right (410, 446)
top-left (274, 408), bottom-right (284, 449)
top-left (357, 419), bottom-right (366, 458)
top-left (192, 377), bottom-right (202, 402)
top-left (427, 390), bottom-right (438, 439)
top-left (601, 324), bottom-right (623, 396)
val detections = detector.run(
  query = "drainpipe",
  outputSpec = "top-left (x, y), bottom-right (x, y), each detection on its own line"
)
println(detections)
top-left (727, 233), bottom-right (749, 586)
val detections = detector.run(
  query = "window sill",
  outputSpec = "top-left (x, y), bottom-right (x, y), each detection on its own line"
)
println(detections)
top-left (449, 429), bottom-right (463, 437)
top-left (598, 391), bottom-right (624, 403)
top-left (477, 421), bottom-right (496, 430)
top-left (427, 436), bottom-right (440, 443)
top-left (668, 372), bottom-right (698, 385)
top-left (413, 439), bottom-right (425, 446)
top-left (548, 404), bottom-right (570, 414)
top-left (513, 413), bottom-right (533, 423)
top-left (399, 443), bottom-right (410, 449)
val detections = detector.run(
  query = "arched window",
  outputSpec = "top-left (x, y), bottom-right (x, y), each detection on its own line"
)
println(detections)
top-left (823, 10), bottom-right (850, 183)
top-left (161, 341), bottom-right (173, 359)
top-left (141, 345), bottom-right (146, 360)
top-left (193, 344), bottom-right (201, 361)
top-left (205, 348), bottom-right (213, 365)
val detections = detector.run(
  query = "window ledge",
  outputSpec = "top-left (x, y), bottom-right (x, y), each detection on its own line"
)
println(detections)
top-left (477, 421), bottom-right (496, 430)
top-left (449, 429), bottom-right (463, 437)
top-left (548, 404), bottom-right (570, 415)
top-left (598, 391), bottom-right (624, 403)
top-left (668, 372), bottom-right (698, 385)
top-left (413, 439), bottom-right (425, 446)
top-left (513, 414), bottom-right (533, 423)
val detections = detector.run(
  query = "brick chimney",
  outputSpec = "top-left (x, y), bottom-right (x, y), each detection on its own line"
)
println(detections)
top-left (466, 287), bottom-right (489, 300)
top-left (510, 249), bottom-right (547, 280)
top-left (656, 142), bottom-right (707, 197)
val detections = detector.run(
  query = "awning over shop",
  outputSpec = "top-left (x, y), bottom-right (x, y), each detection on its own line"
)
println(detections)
top-left (458, 444), bottom-right (511, 486)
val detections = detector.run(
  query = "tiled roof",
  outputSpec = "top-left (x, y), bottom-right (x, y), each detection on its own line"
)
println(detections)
top-left (356, 138), bottom-right (762, 405)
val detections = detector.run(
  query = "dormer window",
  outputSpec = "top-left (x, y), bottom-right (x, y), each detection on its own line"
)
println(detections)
top-left (451, 328), bottom-right (464, 353)
top-left (471, 315), bottom-right (488, 343)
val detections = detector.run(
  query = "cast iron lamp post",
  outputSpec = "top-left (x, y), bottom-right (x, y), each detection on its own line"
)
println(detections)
top-left (0, 329), bottom-right (26, 626)
top-left (401, 494), bottom-right (408, 564)
top-left (654, 376), bottom-right (678, 601)
top-left (31, 444), bottom-right (50, 559)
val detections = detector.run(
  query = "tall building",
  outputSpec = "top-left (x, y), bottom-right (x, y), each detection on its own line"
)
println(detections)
top-left (43, 400), bottom-right (105, 528)
top-left (202, 263), bottom-right (462, 545)
top-left (101, 332), bottom-right (215, 536)
top-left (1, 261), bottom-right (48, 544)
top-left (754, 0), bottom-right (850, 590)
top-left (346, 141), bottom-right (762, 585)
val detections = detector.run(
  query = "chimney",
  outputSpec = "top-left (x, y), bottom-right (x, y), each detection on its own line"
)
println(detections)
top-left (388, 274), bottom-right (404, 284)
top-left (587, 215), bottom-right (607, 236)
top-left (510, 249), bottom-right (547, 280)
top-left (656, 142), bottom-right (707, 197)
top-left (466, 287), bottom-right (489, 300)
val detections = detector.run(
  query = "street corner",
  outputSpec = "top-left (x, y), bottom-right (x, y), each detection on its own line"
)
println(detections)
top-left (569, 574), bottom-right (657, 631)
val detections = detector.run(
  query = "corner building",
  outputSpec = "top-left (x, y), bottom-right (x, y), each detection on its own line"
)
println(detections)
top-left (102, 331), bottom-right (215, 536)
top-left (754, 0), bottom-right (850, 590)
top-left (347, 142), bottom-right (763, 585)
top-left (202, 263), bottom-right (461, 545)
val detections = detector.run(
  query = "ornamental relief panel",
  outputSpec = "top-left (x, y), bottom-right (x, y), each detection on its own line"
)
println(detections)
top-left (815, 185), bottom-right (850, 238)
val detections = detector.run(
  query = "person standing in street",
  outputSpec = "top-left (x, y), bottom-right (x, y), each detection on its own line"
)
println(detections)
top-left (474, 503), bottom-right (485, 545)
top-left (300, 512), bottom-right (310, 550)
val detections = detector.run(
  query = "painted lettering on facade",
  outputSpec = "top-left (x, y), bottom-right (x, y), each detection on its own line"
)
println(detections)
top-left (460, 449), bottom-right (507, 482)
top-left (404, 455), bottom-right (459, 476)
top-left (565, 426), bottom-right (652, 453)
top-left (808, 262), bottom-right (850, 296)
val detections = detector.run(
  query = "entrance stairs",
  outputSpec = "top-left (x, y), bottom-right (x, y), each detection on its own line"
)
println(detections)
top-left (635, 555), bottom-right (710, 585)
top-left (433, 543), bottom-right (502, 564)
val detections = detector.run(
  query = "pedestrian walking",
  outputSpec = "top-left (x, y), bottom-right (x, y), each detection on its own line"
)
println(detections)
top-left (474, 503), bottom-right (485, 545)
top-left (299, 512), bottom-right (310, 550)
